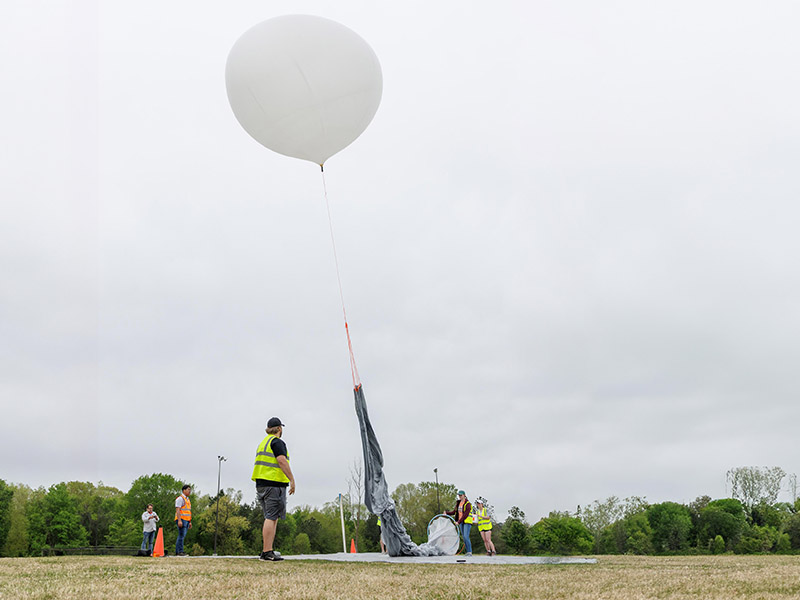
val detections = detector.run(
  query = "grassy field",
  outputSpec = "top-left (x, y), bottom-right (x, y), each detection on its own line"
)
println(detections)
top-left (2, 554), bottom-right (800, 599)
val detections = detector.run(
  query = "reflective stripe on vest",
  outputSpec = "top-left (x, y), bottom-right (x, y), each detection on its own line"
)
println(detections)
top-left (176, 494), bottom-right (191, 522)
top-left (477, 506), bottom-right (492, 530)
top-left (251, 434), bottom-right (290, 484)
top-left (458, 499), bottom-right (473, 524)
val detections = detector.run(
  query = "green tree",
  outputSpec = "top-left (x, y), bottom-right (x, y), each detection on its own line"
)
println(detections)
top-left (776, 533), bottom-right (791, 554)
top-left (687, 495), bottom-right (711, 544)
top-left (274, 512), bottom-right (297, 554)
top-left (293, 532), bottom-right (311, 554)
top-left (362, 513), bottom-right (381, 553)
top-left (582, 496), bottom-right (648, 553)
top-left (598, 510), bottom-right (653, 555)
top-left (2, 484), bottom-right (38, 556)
top-left (625, 517), bottom-right (655, 555)
top-left (392, 481), bottom-right (458, 544)
top-left (27, 483), bottom-right (89, 553)
top-left (750, 501), bottom-right (787, 529)
top-left (582, 497), bottom-right (621, 553)
top-left (291, 506), bottom-right (341, 554)
top-left (735, 524), bottom-right (778, 553)
top-left (647, 502), bottom-right (692, 553)
top-left (64, 481), bottom-right (125, 547)
top-left (697, 499), bottom-right (746, 551)
top-left (507, 506), bottom-right (528, 524)
top-left (105, 515), bottom-right (142, 546)
top-left (193, 489), bottom-right (249, 555)
top-left (531, 512), bottom-right (593, 555)
top-left (126, 473), bottom-right (190, 520)
top-left (0, 480), bottom-right (14, 554)
top-left (125, 473), bottom-right (194, 553)
top-left (783, 513), bottom-right (800, 550)
top-left (239, 499), bottom-right (286, 555)
top-left (711, 535), bottom-right (725, 554)
top-left (501, 508), bottom-right (530, 555)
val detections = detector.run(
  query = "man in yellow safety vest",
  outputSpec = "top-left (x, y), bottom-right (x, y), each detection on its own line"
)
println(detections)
top-left (252, 417), bottom-right (295, 561)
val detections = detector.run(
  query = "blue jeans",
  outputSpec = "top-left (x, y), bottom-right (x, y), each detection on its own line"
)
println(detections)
top-left (175, 520), bottom-right (189, 554)
top-left (141, 530), bottom-right (156, 551)
top-left (460, 523), bottom-right (472, 554)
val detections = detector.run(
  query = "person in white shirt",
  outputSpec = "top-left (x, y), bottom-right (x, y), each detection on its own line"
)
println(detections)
top-left (141, 504), bottom-right (160, 553)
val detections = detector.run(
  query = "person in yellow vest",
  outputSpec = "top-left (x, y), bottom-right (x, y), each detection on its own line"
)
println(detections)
top-left (445, 490), bottom-right (473, 556)
top-left (174, 484), bottom-right (192, 556)
top-left (377, 517), bottom-right (386, 553)
top-left (252, 417), bottom-right (295, 561)
top-left (475, 499), bottom-right (496, 556)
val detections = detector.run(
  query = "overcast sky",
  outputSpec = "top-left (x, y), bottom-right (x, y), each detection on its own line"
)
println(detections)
top-left (2, 0), bottom-right (799, 523)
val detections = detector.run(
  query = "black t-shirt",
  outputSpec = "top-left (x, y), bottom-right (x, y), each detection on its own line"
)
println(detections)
top-left (256, 437), bottom-right (289, 488)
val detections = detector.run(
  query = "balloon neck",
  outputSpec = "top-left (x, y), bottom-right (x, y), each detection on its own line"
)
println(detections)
top-left (320, 164), bottom-right (324, 172)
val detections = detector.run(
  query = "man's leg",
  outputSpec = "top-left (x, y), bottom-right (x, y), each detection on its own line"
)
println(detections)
top-left (141, 532), bottom-right (148, 551)
top-left (176, 521), bottom-right (187, 554)
top-left (262, 518), bottom-right (277, 552)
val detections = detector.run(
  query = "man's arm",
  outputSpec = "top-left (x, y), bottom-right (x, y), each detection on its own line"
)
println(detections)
top-left (276, 455), bottom-right (296, 496)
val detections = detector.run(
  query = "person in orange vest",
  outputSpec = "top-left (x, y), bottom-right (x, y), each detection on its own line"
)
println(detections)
top-left (174, 484), bottom-right (192, 556)
top-left (445, 490), bottom-right (473, 556)
top-left (252, 417), bottom-right (295, 562)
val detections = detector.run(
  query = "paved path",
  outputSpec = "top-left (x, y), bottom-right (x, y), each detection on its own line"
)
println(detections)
top-left (206, 552), bottom-right (596, 565)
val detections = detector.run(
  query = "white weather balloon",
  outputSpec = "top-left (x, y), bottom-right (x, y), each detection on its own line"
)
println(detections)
top-left (225, 15), bottom-right (383, 166)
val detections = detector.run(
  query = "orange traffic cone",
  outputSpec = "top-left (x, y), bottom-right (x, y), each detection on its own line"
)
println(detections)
top-left (152, 528), bottom-right (164, 557)
top-left (349, 538), bottom-right (356, 553)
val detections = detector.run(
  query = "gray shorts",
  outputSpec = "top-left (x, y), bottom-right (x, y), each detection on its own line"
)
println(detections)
top-left (256, 486), bottom-right (287, 521)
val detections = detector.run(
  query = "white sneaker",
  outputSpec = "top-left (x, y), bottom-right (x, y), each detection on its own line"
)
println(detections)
top-left (466, 552), bottom-right (472, 556)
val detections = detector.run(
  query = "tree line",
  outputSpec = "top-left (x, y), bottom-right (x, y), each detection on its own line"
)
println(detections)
top-left (1, 466), bottom-right (797, 557)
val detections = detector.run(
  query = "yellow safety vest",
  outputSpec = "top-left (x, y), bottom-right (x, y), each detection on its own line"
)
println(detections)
top-left (176, 494), bottom-right (191, 522)
top-left (477, 506), bottom-right (492, 531)
top-left (458, 499), bottom-right (473, 524)
top-left (251, 434), bottom-right (291, 484)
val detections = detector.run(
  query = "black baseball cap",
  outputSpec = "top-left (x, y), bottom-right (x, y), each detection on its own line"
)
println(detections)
top-left (267, 417), bottom-right (286, 428)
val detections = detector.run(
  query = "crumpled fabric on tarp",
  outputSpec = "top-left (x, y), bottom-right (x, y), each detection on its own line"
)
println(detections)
top-left (354, 384), bottom-right (447, 557)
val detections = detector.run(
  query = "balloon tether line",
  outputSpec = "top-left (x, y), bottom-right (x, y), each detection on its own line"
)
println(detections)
top-left (321, 168), bottom-right (361, 390)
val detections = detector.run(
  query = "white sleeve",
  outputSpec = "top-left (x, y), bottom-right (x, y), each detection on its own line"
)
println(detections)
top-left (142, 512), bottom-right (149, 522)
top-left (175, 496), bottom-right (184, 508)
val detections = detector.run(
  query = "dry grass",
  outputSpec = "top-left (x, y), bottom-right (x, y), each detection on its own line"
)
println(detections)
top-left (2, 555), bottom-right (800, 599)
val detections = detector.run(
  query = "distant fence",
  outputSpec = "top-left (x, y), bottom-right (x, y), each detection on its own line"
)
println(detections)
top-left (42, 546), bottom-right (140, 556)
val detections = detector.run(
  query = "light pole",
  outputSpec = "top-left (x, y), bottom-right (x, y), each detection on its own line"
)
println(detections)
top-left (434, 468), bottom-right (441, 514)
top-left (213, 455), bottom-right (227, 556)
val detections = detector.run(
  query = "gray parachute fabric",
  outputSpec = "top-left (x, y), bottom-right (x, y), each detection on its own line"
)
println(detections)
top-left (354, 384), bottom-right (447, 556)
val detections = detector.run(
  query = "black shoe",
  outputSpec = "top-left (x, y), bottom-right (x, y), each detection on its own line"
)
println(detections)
top-left (259, 550), bottom-right (284, 562)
